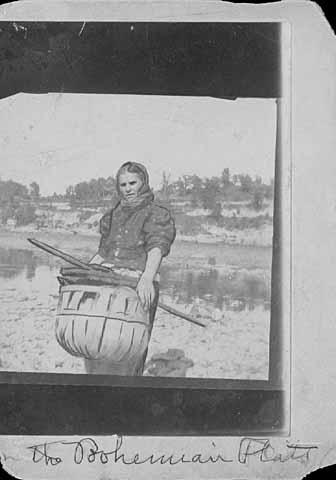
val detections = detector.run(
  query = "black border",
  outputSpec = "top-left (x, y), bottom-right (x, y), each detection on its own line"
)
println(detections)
top-left (0, 21), bottom-right (281, 98)
top-left (0, 373), bottom-right (285, 435)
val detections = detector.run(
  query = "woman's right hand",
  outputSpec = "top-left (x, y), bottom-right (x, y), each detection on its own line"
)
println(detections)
top-left (136, 274), bottom-right (155, 311)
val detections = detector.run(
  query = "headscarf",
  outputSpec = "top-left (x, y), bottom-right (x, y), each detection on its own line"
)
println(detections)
top-left (116, 162), bottom-right (154, 210)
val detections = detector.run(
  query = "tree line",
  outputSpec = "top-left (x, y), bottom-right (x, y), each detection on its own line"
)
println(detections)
top-left (0, 179), bottom-right (40, 225)
top-left (159, 169), bottom-right (273, 212)
top-left (62, 169), bottom-right (273, 207)
top-left (0, 169), bottom-right (273, 225)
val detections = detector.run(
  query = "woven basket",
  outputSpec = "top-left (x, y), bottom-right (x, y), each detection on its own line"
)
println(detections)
top-left (55, 284), bottom-right (150, 363)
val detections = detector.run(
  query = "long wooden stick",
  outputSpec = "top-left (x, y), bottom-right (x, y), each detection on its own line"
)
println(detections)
top-left (28, 238), bottom-right (92, 270)
top-left (157, 302), bottom-right (205, 327)
top-left (27, 238), bottom-right (206, 327)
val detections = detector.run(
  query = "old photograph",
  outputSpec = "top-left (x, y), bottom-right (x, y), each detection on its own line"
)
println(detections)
top-left (3, 1), bottom-right (336, 479)
top-left (0, 19), bottom-right (286, 435)
top-left (0, 22), bottom-right (280, 379)
top-left (0, 96), bottom-right (277, 379)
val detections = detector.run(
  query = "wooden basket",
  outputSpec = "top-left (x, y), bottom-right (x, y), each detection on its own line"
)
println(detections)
top-left (55, 284), bottom-right (150, 363)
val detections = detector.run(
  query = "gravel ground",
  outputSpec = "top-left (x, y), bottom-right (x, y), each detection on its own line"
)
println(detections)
top-left (0, 287), bottom-right (269, 379)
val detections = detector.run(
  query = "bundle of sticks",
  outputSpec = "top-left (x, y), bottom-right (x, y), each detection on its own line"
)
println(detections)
top-left (58, 266), bottom-right (139, 288)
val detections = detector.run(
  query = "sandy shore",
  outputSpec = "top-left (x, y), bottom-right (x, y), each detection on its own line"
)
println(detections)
top-left (0, 285), bottom-right (269, 379)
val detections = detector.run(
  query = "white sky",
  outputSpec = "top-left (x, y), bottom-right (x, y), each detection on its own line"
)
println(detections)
top-left (0, 93), bottom-right (276, 195)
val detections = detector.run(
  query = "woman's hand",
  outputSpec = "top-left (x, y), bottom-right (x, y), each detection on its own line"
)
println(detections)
top-left (136, 274), bottom-right (155, 311)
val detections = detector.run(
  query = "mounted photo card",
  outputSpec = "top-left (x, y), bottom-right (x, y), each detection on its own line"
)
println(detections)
top-left (0, 1), bottom-right (335, 480)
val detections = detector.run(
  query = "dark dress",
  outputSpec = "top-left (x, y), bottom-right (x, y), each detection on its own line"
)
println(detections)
top-left (85, 196), bottom-right (176, 375)
top-left (97, 198), bottom-right (176, 272)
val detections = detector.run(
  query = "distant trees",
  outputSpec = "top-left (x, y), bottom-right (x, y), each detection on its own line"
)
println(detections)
top-left (156, 168), bottom-right (274, 220)
top-left (65, 185), bottom-right (75, 199)
top-left (238, 174), bottom-right (254, 194)
top-left (156, 170), bottom-right (273, 212)
top-left (0, 180), bottom-right (29, 203)
top-left (200, 178), bottom-right (221, 211)
top-left (14, 204), bottom-right (37, 225)
top-left (0, 204), bottom-right (16, 224)
top-left (160, 171), bottom-right (172, 200)
top-left (221, 168), bottom-right (231, 187)
top-left (0, 170), bottom-right (274, 228)
top-left (0, 173), bottom-right (273, 207)
top-left (251, 190), bottom-right (264, 211)
top-left (0, 179), bottom-right (38, 225)
top-left (29, 181), bottom-right (40, 200)
top-left (65, 176), bottom-right (116, 203)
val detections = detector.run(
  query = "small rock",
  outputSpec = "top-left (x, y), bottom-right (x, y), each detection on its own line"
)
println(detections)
top-left (151, 349), bottom-right (184, 361)
top-left (19, 296), bottom-right (29, 302)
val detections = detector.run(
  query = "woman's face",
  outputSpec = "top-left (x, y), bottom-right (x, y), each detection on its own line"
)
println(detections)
top-left (118, 172), bottom-right (143, 200)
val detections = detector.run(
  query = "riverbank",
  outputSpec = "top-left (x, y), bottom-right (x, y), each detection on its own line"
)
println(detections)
top-left (0, 227), bottom-right (272, 272)
top-left (177, 223), bottom-right (272, 247)
top-left (0, 212), bottom-right (273, 252)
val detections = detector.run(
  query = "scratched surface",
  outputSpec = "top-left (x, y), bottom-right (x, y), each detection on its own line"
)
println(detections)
top-left (0, 21), bottom-right (281, 99)
top-left (1, 0), bottom-right (336, 479)
top-left (0, 1), bottom-right (284, 442)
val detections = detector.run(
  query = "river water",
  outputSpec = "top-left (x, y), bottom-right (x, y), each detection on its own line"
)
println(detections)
top-left (0, 246), bottom-right (271, 312)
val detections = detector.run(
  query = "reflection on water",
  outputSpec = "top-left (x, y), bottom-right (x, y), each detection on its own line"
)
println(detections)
top-left (160, 268), bottom-right (270, 311)
top-left (0, 247), bottom-right (270, 311)
top-left (0, 249), bottom-right (37, 280)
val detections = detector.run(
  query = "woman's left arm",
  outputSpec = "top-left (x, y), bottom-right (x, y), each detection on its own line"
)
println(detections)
top-left (136, 247), bottom-right (162, 310)
top-left (138, 206), bottom-right (176, 310)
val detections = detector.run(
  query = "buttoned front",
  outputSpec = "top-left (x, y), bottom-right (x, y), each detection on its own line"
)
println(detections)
top-left (98, 199), bottom-right (176, 272)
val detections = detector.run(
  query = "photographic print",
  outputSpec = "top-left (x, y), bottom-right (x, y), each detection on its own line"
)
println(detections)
top-left (0, 20), bottom-right (287, 435)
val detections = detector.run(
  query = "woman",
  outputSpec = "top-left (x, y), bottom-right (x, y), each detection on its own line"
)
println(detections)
top-left (86, 161), bottom-right (176, 375)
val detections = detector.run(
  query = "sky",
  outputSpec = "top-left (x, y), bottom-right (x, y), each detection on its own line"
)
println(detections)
top-left (0, 93), bottom-right (276, 196)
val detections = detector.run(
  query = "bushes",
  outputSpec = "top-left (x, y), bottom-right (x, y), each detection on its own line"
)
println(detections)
top-left (0, 205), bottom-right (16, 224)
top-left (0, 204), bottom-right (37, 226)
top-left (14, 204), bottom-right (37, 226)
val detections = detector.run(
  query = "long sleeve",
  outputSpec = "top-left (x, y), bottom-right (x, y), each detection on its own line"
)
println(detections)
top-left (143, 206), bottom-right (176, 257)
